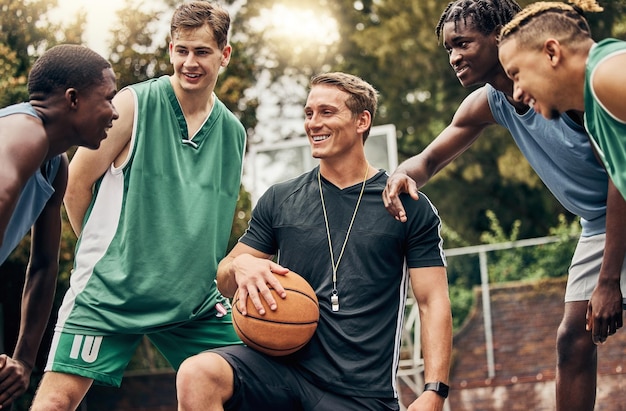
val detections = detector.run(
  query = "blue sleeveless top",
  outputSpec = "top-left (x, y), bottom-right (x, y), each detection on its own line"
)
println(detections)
top-left (486, 85), bottom-right (608, 236)
top-left (0, 102), bottom-right (62, 263)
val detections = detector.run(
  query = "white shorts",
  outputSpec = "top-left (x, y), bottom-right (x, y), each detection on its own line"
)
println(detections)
top-left (565, 233), bottom-right (626, 303)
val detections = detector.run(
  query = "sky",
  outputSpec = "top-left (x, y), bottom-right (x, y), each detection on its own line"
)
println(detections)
top-left (54, 0), bottom-right (127, 56)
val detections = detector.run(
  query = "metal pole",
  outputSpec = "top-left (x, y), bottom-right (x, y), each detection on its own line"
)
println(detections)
top-left (479, 250), bottom-right (496, 378)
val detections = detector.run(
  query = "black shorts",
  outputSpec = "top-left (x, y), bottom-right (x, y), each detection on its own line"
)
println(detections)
top-left (212, 345), bottom-right (399, 411)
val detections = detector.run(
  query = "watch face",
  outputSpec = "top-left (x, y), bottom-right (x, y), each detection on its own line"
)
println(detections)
top-left (439, 384), bottom-right (449, 397)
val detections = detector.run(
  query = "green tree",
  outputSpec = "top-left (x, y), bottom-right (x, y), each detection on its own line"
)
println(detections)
top-left (340, 0), bottom-right (570, 242)
top-left (445, 211), bottom-right (579, 329)
top-left (479, 211), bottom-right (579, 283)
top-left (0, 0), bottom-right (86, 106)
top-left (107, 1), bottom-right (171, 87)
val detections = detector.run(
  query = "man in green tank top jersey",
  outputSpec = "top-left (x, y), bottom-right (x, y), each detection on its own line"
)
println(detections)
top-left (499, 1), bottom-right (626, 202)
top-left (31, 2), bottom-right (246, 410)
top-left (499, 3), bottom-right (626, 409)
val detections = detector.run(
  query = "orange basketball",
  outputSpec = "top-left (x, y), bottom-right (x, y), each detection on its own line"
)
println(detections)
top-left (231, 270), bottom-right (319, 356)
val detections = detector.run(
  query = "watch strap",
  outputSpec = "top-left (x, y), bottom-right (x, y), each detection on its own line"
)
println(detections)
top-left (424, 381), bottom-right (449, 398)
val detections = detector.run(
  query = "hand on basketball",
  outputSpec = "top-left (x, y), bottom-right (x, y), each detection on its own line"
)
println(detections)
top-left (0, 355), bottom-right (31, 409)
top-left (232, 270), bottom-right (319, 356)
top-left (232, 255), bottom-right (288, 316)
top-left (586, 282), bottom-right (623, 345)
top-left (382, 172), bottom-right (419, 223)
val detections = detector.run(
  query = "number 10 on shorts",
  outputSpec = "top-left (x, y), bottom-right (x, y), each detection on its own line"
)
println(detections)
top-left (69, 335), bottom-right (103, 363)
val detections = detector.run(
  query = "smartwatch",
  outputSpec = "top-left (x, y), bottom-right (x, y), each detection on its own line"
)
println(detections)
top-left (424, 381), bottom-right (449, 398)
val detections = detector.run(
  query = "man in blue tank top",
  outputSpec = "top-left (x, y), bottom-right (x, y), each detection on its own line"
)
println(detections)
top-left (31, 2), bottom-right (246, 410)
top-left (0, 45), bottom-right (117, 408)
top-left (383, 1), bottom-right (626, 410)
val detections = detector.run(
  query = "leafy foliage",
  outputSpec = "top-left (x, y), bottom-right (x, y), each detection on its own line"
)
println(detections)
top-left (0, 0), bottom-right (86, 106)
top-left (446, 212), bottom-right (580, 329)
top-left (479, 211), bottom-right (579, 284)
top-left (108, 1), bottom-right (171, 87)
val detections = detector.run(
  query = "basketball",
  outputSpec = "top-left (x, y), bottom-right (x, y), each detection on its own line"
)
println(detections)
top-left (231, 270), bottom-right (319, 356)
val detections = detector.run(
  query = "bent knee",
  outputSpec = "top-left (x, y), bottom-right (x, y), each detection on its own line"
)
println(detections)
top-left (557, 319), bottom-right (596, 365)
top-left (177, 352), bottom-right (234, 407)
top-left (30, 395), bottom-right (73, 411)
top-left (177, 352), bottom-right (233, 388)
top-left (31, 372), bottom-right (93, 411)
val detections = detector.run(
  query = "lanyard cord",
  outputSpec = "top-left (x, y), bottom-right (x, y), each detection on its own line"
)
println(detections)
top-left (318, 165), bottom-right (369, 298)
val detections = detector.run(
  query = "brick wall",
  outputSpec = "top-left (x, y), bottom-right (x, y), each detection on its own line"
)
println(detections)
top-left (444, 277), bottom-right (626, 410)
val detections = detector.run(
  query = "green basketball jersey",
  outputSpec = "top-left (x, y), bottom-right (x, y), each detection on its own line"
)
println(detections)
top-left (57, 76), bottom-right (246, 333)
top-left (585, 38), bottom-right (626, 200)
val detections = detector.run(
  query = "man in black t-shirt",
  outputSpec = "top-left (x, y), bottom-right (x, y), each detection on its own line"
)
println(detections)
top-left (176, 72), bottom-right (453, 411)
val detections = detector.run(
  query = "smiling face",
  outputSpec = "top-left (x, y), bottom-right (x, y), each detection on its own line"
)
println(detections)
top-left (442, 19), bottom-right (501, 88)
top-left (74, 67), bottom-right (119, 149)
top-left (498, 38), bottom-right (563, 120)
top-left (169, 24), bottom-right (231, 95)
top-left (303, 84), bottom-right (368, 162)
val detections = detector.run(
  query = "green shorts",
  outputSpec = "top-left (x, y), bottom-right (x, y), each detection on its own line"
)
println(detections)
top-left (44, 308), bottom-right (241, 387)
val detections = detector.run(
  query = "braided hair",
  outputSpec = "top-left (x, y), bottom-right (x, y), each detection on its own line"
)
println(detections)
top-left (499, 0), bottom-right (603, 49)
top-left (435, 0), bottom-right (522, 42)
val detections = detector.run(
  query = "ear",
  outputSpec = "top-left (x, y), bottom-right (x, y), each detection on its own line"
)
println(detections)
top-left (169, 42), bottom-right (174, 64)
top-left (491, 25), bottom-right (502, 43)
top-left (356, 110), bottom-right (372, 134)
top-left (221, 44), bottom-right (232, 68)
top-left (544, 38), bottom-right (562, 67)
top-left (65, 88), bottom-right (79, 110)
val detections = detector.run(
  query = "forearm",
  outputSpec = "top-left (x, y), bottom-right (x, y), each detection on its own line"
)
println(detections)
top-left (419, 298), bottom-right (453, 383)
top-left (394, 154), bottom-right (438, 189)
top-left (599, 182), bottom-right (626, 284)
top-left (13, 264), bottom-right (57, 369)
